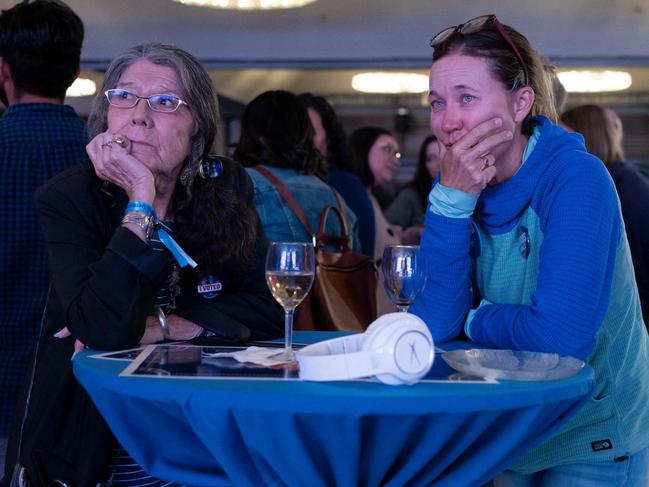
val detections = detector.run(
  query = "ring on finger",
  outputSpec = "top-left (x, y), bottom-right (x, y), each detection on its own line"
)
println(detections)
top-left (101, 140), bottom-right (113, 149)
top-left (114, 135), bottom-right (126, 147)
top-left (480, 156), bottom-right (490, 171)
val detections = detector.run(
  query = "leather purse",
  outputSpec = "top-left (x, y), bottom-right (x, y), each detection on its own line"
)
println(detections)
top-left (252, 166), bottom-right (378, 331)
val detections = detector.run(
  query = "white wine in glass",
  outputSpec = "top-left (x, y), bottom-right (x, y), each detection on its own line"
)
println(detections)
top-left (381, 245), bottom-right (426, 313)
top-left (265, 242), bottom-right (315, 361)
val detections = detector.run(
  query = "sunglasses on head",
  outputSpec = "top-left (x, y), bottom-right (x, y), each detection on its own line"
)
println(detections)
top-left (430, 14), bottom-right (529, 87)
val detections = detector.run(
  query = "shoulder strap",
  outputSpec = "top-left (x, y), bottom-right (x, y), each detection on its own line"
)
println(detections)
top-left (250, 166), bottom-right (315, 235)
top-left (330, 188), bottom-right (351, 238)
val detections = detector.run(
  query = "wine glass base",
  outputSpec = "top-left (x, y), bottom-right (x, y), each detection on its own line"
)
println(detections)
top-left (271, 349), bottom-right (296, 363)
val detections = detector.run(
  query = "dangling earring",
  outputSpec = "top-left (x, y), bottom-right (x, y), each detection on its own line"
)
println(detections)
top-left (179, 164), bottom-right (194, 187)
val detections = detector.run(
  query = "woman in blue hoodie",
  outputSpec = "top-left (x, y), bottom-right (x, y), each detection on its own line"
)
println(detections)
top-left (411, 14), bottom-right (649, 486)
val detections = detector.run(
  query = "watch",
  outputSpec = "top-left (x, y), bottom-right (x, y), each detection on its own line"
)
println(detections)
top-left (122, 211), bottom-right (155, 239)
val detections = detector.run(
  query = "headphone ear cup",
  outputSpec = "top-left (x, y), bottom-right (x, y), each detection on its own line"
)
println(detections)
top-left (297, 313), bottom-right (433, 385)
top-left (363, 314), bottom-right (411, 385)
top-left (363, 313), bottom-right (434, 385)
top-left (362, 312), bottom-right (405, 350)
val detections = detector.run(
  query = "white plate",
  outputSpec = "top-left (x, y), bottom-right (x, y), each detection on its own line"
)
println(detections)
top-left (442, 348), bottom-right (584, 381)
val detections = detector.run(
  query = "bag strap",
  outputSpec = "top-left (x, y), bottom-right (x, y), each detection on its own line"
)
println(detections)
top-left (317, 205), bottom-right (352, 251)
top-left (329, 189), bottom-right (351, 238)
top-left (252, 166), bottom-right (353, 250)
top-left (251, 166), bottom-right (315, 236)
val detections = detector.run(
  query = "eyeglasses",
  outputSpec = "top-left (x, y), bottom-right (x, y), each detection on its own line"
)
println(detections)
top-left (104, 89), bottom-right (188, 113)
top-left (430, 14), bottom-right (529, 87)
top-left (381, 145), bottom-right (401, 160)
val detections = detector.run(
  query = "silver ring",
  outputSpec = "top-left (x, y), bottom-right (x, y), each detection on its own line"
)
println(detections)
top-left (114, 135), bottom-right (126, 147)
top-left (480, 156), bottom-right (490, 171)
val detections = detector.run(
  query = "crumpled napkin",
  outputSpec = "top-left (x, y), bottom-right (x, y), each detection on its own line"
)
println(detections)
top-left (202, 346), bottom-right (291, 366)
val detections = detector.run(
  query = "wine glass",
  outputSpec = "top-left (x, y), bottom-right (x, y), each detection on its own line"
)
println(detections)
top-left (381, 245), bottom-right (426, 313)
top-left (265, 242), bottom-right (315, 361)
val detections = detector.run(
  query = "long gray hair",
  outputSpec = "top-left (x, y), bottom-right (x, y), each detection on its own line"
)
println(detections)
top-left (88, 42), bottom-right (219, 187)
top-left (88, 43), bottom-right (259, 274)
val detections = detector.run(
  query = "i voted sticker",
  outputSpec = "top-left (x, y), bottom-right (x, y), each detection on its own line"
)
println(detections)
top-left (197, 276), bottom-right (222, 299)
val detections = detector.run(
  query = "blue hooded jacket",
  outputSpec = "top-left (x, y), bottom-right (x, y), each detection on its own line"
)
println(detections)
top-left (412, 116), bottom-right (649, 471)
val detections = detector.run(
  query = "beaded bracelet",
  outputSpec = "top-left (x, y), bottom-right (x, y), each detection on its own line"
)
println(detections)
top-left (121, 211), bottom-right (155, 239)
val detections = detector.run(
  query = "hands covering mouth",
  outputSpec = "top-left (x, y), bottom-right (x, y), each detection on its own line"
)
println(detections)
top-left (436, 117), bottom-right (513, 195)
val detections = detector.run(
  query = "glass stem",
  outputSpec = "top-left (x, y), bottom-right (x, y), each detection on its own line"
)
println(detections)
top-left (284, 309), bottom-right (294, 354)
top-left (397, 305), bottom-right (409, 313)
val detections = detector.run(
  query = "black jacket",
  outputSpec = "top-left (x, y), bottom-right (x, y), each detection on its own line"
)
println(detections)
top-left (2, 160), bottom-right (283, 487)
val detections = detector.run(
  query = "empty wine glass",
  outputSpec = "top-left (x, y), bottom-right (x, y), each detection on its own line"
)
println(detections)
top-left (381, 245), bottom-right (426, 313)
top-left (265, 242), bottom-right (315, 361)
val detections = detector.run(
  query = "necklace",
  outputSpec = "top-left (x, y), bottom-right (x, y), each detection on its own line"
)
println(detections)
top-left (166, 261), bottom-right (181, 311)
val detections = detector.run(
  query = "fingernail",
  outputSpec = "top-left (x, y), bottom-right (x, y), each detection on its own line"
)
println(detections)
top-left (53, 331), bottom-right (64, 338)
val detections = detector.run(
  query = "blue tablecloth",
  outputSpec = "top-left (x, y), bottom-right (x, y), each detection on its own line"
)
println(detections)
top-left (73, 332), bottom-right (594, 487)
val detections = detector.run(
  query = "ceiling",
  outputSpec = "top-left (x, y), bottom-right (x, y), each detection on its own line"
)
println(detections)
top-left (3, 0), bottom-right (647, 112)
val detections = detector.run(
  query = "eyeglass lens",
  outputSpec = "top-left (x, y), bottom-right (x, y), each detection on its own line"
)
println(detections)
top-left (105, 89), bottom-right (183, 113)
top-left (381, 145), bottom-right (401, 158)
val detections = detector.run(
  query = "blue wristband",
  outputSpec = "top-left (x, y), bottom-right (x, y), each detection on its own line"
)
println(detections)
top-left (126, 201), bottom-right (157, 220)
top-left (125, 201), bottom-right (197, 268)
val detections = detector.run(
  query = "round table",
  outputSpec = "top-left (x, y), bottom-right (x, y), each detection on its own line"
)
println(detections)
top-left (73, 332), bottom-right (594, 487)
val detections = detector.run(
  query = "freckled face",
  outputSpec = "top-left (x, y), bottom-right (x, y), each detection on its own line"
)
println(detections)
top-left (107, 59), bottom-right (196, 180)
top-left (368, 134), bottom-right (400, 186)
top-left (428, 54), bottom-right (519, 161)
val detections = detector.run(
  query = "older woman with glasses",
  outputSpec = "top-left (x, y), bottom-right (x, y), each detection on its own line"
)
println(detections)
top-left (2, 43), bottom-right (282, 487)
top-left (410, 14), bottom-right (649, 486)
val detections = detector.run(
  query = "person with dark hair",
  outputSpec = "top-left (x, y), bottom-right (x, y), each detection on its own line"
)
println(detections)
top-left (0, 0), bottom-right (86, 463)
top-left (348, 126), bottom-right (403, 314)
top-left (562, 104), bottom-right (649, 324)
top-left (410, 14), bottom-right (649, 485)
top-left (2, 42), bottom-right (283, 487)
top-left (385, 134), bottom-right (440, 231)
top-left (348, 126), bottom-right (402, 260)
top-left (298, 92), bottom-right (375, 256)
top-left (235, 90), bottom-right (360, 250)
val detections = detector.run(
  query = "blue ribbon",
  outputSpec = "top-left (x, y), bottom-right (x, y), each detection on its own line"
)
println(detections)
top-left (158, 228), bottom-right (198, 268)
top-left (126, 201), bottom-right (156, 218)
top-left (124, 201), bottom-right (197, 268)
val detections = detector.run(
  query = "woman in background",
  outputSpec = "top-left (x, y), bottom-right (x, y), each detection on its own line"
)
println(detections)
top-left (561, 104), bottom-right (649, 324)
top-left (385, 134), bottom-right (440, 238)
top-left (234, 90), bottom-right (360, 250)
top-left (298, 93), bottom-right (375, 256)
top-left (348, 126), bottom-right (404, 314)
top-left (348, 126), bottom-right (402, 261)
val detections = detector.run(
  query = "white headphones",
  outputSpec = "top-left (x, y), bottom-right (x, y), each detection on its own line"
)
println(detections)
top-left (296, 313), bottom-right (434, 385)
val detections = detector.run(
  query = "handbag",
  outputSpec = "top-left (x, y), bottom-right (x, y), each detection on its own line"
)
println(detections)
top-left (251, 166), bottom-right (378, 331)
